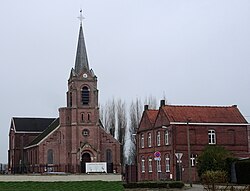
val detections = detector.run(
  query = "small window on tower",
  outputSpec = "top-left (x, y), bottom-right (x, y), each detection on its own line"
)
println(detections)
top-left (87, 113), bottom-right (91, 122)
top-left (81, 86), bottom-right (90, 105)
top-left (81, 113), bottom-right (84, 122)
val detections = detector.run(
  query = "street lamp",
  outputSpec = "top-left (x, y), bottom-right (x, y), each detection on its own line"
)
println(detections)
top-left (187, 120), bottom-right (192, 187)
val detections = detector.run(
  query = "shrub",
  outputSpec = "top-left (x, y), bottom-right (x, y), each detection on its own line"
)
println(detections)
top-left (197, 145), bottom-right (232, 177)
top-left (201, 170), bottom-right (228, 191)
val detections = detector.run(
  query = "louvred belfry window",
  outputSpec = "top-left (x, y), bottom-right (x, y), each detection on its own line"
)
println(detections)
top-left (81, 86), bottom-right (90, 105)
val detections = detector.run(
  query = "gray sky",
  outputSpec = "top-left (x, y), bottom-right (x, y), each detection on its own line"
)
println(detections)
top-left (1, 0), bottom-right (250, 163)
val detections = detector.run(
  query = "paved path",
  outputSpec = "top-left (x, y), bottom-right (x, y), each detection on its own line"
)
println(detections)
top-left (0, 174), bottom-right (122, 182)
top-left (185, 184), bottom-right (204, 191)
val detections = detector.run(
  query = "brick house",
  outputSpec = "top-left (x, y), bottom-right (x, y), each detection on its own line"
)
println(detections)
top-left (137, 100), bottom-right (250, 182)
top-left (8, 20), bottom-right (121, 174)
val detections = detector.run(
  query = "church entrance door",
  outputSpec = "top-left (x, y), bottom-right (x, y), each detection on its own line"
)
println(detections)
top-left (81, 153), bottom-right (91, 173)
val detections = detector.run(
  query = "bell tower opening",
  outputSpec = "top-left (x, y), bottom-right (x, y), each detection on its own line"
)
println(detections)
top-left (81, 86), bottom-right (90, 105)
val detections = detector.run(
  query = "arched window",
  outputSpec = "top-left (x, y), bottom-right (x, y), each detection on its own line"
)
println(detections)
top-left (35, 150), bottom-right (38, 164)
top-left (157, 158), bottom-right (161, 172)
top-left (47, 149), bottom-right (54, 164)
top-left (30, 151), bottom-right (33, 164)
top-left (148, 157), bottom-right (152, 172)
top-left (141, 134), bottom-right (144, 148)
top-left (106, 149), bottom-right (112, 163)
top-left (208, 130), bottom-right (216, 144)
top-left (81, 113), bottom-right (84, 122)
top-left (148, 132), bottom-right (152, 147)
top-left (81, 86), bottom-right (90, 105)
top-left (141, 157), bottom-right (145, 173)
top-left (157, 131), bottom-right (161, 146)
top-left (165, 130), bottom-right (169, 145)
top-left (165, 154), bottom-right (170, 172)
top-left (87, 113), bottom-right (91, 122)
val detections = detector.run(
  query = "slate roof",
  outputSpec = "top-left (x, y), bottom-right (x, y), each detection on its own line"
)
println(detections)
top-left (162, 105), bottom-right (248, 123)
top-left (12, 117), bottom-right (56, 132)
top-left (27, 118), bottom-right (59, 147)
top-left (74, 24), bottom-right (89, 74)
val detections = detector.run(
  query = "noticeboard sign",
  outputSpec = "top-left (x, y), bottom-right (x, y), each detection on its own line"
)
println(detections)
top-left (86, 162), bottom-right (107, 173)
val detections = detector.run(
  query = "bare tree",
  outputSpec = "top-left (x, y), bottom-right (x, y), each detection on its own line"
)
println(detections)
top-left (124, 98), bottom-right (142, 164)
top-left (144, 95), bottom-right (157, 109)
top-left (100, 99), bottom-right (116, 136)
top-left (116, 99), bottom-right (127, 166)
top-left (107, 99), bottom-right (116, 137)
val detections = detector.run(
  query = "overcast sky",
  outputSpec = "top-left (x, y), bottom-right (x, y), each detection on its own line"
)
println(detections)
top-left (1, 0), bottom-right (250, 163)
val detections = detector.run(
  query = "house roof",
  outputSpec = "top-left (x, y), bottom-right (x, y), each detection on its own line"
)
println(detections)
top-left (27, 118), bottom-right (59, 147)
top-left (12, 117), bottom-right (56, 132)
top-left (146, 110), bottom-right (158, 125)
top-left (162, 105), bottom-right (247, 123)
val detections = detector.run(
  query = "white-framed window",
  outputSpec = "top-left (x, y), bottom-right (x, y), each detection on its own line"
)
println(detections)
top-left (165, 154), bottom-right (170, 172)
top-left (190, 154), bottom-right (196, 167)
top-left (141, 158), bottom-right (145, 173)
top-left (148, 158), bottom-right (152, 172)
top-left (208, 130), bottom-right (216, 144)
top-left (157, 159), bottom-right (161, 172)
top-left (148, 132), bottom-right (152, 147)
top-left (141, 134), bottom-right (144, 148)
top-left (157, 131), bottom-right (161, 146)
top-left (165, 130), bottom-right (169, 145)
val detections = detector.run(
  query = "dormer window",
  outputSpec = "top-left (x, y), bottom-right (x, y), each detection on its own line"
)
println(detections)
top-left (81, 86), bottom-right (90, 105)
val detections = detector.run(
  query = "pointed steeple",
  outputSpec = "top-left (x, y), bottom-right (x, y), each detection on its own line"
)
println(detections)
top-left (74, 11), bottom-right (89, 75)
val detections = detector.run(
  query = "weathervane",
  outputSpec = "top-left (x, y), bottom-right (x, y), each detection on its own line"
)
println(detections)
top-left (78, 9), bottom-right (85, 24)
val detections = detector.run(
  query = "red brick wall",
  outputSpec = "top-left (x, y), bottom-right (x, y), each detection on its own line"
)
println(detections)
top-left (137, 121), bottom-right (249, 182)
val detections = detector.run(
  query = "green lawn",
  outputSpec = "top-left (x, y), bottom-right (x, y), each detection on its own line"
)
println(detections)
top-left (0, 181), bottom-right (124, 191)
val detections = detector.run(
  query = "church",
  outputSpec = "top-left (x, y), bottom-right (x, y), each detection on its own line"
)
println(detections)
top-left (8, 16), bottom-right (121, 174)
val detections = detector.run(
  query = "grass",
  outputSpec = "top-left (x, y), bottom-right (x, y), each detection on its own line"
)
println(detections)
top-left (0, 181), bottom-right (124, 191)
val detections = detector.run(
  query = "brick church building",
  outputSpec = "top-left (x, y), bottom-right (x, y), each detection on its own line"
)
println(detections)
top-left (8, 19), bottom-right (121, 174)
top-left (137, 100), bottom-right (250, 182)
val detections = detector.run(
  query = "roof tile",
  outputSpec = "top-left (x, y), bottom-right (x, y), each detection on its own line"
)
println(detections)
top-left (162, 105), bottom-right (247, 123)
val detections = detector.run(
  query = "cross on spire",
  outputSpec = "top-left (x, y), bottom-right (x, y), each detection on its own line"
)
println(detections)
top-left (78, 9), bottom-right (85, 24)
top-left (74, 10), bottom-right (90, 75)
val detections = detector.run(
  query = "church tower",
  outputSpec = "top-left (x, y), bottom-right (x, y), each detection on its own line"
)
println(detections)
top-left (58, 12), bottom-right (121, 173)
top-left (66, 21), bottom-right (99, 129)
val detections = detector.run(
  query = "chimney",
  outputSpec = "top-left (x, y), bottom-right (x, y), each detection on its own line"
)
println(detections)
top-left (160, 100), bottom-right (165, 107)
top-left (232, 105), bottom-right (237, 107)
top-left (144, 105), bottom-right (149, 111)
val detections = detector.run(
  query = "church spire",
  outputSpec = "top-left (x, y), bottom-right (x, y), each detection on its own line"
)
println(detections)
top-left (74, 10), bottom-right (89, 75)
